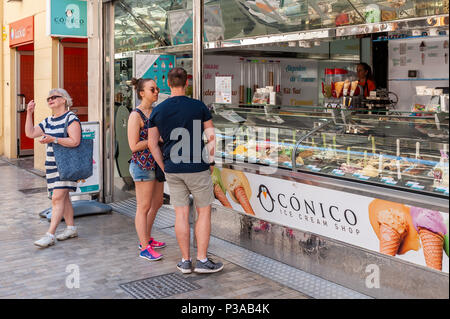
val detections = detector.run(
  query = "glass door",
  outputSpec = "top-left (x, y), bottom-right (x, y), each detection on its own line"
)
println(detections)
top-left (108, 0), bottom-right (194, 202)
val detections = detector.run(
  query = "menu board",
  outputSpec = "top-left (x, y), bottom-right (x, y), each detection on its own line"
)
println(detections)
top-left (389, 37), bottom-right (449, 79)
top-left (215, 76), bottom-right (232, 104)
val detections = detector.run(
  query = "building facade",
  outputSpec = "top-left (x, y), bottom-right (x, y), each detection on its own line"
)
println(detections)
top-left (1, 0), bottom-right (448, 298)
top-left (0, 0), bottom-right (102, 175)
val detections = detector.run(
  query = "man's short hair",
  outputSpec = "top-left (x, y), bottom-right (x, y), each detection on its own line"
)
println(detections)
top-left (168, 67), bottom-right (188, 88)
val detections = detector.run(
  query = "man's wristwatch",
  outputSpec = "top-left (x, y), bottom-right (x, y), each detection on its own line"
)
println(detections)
top-left (54, 137), bottom-right (58, 144)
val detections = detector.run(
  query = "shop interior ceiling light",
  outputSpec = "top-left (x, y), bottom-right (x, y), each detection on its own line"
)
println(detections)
top-left (299, 41), bottom-right (312, 48)
top-left (298, 29), bottom-right (333, 40)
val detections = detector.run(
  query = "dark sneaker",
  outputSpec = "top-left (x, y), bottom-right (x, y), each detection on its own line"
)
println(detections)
top-left (177, 260), bottom-right (192, 274)
top-left (194, 258), bottom-right (224, 274)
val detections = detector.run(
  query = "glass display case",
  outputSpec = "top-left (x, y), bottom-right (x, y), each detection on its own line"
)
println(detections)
top-left (212, 104), bottom-right (449, 199)
top-left (113, 1), bottom-right (449, 54)
top-left (114, 0), bottom-right (191, 52)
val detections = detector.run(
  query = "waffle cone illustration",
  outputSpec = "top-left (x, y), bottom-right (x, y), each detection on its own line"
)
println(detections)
top-left (368, 199), bottom-right (419, 256)
top-left (221, 168), bottom-right (255, 216)
top-left (379, 224), bottom-right (402, 256)
top-left (410, 207), bottom-right (447, 271)
top-left (211, 167), bottom-right (232, 208)
top-left (418, 227), bottom-right (444, 270)
top-left (213, 184), bottom-right (232, 208)
top-left (444, 216), bottom-right (449, 258)
top-left (234, 185), bottom-right (255, 215)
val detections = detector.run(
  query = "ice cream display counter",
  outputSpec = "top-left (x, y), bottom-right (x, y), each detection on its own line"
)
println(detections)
top-left (212, 104), bottom-right (449, 202)
top-left (209, 103), bottom-right (449, 298)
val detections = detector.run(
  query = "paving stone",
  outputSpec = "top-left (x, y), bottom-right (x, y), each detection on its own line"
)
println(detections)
top-left (0, 158), bottom-right (309, 299)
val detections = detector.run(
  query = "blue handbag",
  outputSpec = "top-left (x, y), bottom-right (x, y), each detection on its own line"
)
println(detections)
top-left (53, 113), bottom-right (93, 181)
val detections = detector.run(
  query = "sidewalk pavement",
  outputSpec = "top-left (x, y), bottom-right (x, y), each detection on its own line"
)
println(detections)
top-left (0, 158), bottom-right (309, 299)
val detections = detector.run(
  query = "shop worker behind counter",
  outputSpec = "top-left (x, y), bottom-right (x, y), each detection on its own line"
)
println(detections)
top-left (357, 62), bottom-right (376, 98)
top-left (148, 67), bottom-right (224, 274)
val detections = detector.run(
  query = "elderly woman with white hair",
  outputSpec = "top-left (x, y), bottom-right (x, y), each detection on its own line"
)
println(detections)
top-left (25, 88), bottom-right (82, 248)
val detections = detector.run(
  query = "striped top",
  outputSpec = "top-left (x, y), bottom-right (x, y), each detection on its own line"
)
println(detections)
top-left (39, 111), bottom-right (81, 194)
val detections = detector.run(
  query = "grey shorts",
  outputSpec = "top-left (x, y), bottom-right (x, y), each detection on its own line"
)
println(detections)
top-left (165, 170), bottom-right (214, 208)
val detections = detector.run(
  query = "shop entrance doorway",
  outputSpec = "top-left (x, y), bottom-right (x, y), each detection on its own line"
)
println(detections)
top-left (16, 46), bottom-right (34, 157)
top-left (60, 40), bottom-right (88, 122)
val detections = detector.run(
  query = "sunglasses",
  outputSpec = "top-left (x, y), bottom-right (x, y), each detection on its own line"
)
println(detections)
top-left (149, 87), bottom-right (160, 93)
top-left (47, 95), bottom-right (62, 102)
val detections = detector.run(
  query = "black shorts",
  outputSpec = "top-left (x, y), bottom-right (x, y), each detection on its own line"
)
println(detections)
top-left (155, 162), bottom-right (166, 182)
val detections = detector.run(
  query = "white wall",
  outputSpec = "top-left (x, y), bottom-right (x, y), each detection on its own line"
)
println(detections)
top-left (388, 37), bottom-right (449, 111)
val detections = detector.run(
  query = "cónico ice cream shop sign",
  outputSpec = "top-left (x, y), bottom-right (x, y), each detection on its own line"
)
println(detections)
top-left (46, 0), bottom-right (87, 38)
top-left (211, 167), bottom-right (449, 273)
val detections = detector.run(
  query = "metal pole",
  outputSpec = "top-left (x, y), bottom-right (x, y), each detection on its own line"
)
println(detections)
top-left (102, 0), bottom-right (114, 203)
top-left (192, 0), bottom-right (203, 100)
top-left (192, 0), bottom-right (204, 248)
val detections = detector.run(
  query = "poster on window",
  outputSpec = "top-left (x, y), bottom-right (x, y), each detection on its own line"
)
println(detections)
top-left (215, 76), bottom-right (232, 104)
top-left (135, 53), bottom-right (175, 96)
top-left (74, 122), bottom-right (100, 195)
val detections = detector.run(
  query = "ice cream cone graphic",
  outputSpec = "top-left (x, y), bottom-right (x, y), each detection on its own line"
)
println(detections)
top-left (234, 186), bottom-right (254, 215)
top-left (376, 209), bottom-right (408, 256)
top-left (379, 223), bottom-right (402, 256)
top-left (221, 169), bottom-right (255, 216)
top-left (213, 184), bottom-right (232, 208)
top-left (211, 167), bottom-right (232, 208)
top-left (410, 207), bottom-right (447, 271)
top-left (444, 216), bottom-right (449, 258)
top-left (418, 227), bottom-right (444, 270)
top-left (369, 199), bottom-right (419, 256)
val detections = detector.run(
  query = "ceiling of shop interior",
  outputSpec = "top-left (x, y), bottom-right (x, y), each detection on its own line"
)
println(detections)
top-left (205, 49), bottom-right (359, 61)
top-left (205, 38), bottom-right (361, 61)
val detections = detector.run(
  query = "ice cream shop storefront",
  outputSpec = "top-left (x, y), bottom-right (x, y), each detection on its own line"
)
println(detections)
top-left (102, 0), bottom-right (449, 298)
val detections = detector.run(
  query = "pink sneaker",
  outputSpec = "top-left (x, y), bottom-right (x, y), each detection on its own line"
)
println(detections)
top-left (139, 245), bottom-right (162, 261)
top-left (150, 237), bottom-right (166, 249)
